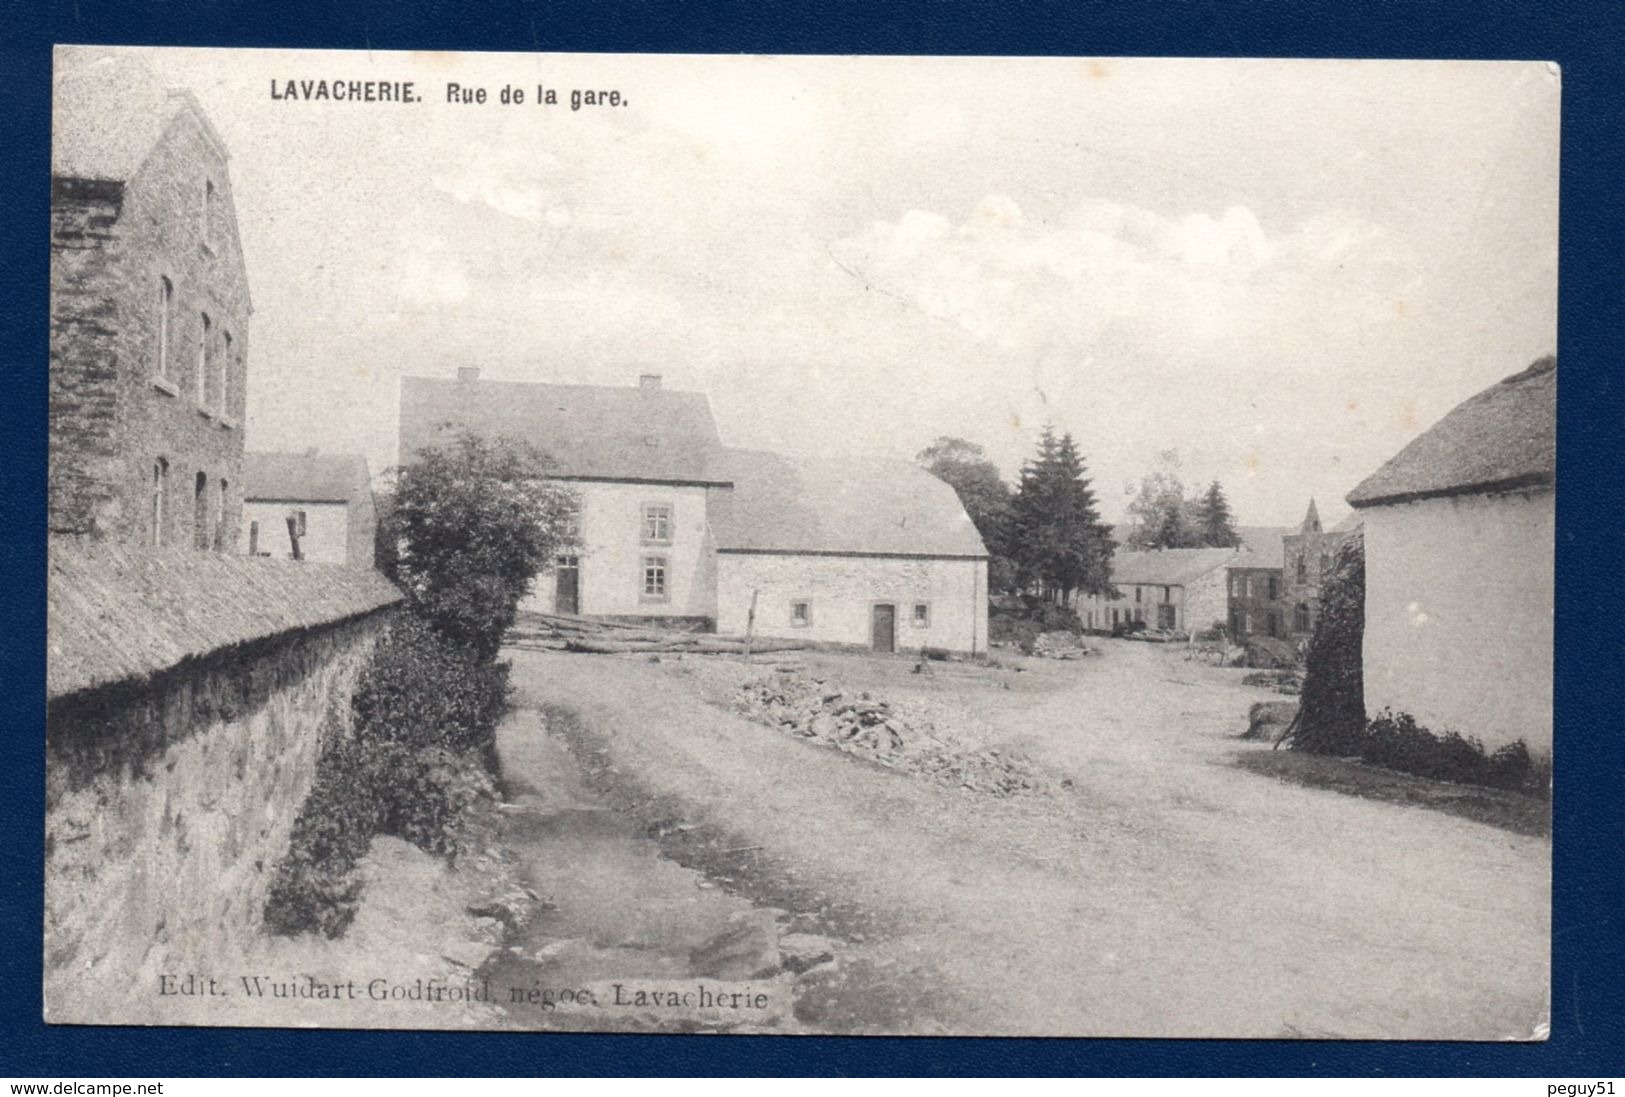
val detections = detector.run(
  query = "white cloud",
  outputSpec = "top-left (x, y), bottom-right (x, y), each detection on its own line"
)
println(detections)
top-left (830, 196), bottom-right (1421, 362)
top-left (431, 150), bottom-right (550, 223)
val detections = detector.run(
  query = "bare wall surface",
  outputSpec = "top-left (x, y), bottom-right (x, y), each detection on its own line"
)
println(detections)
top-left (1362, 490), bottom-right (1554, 752)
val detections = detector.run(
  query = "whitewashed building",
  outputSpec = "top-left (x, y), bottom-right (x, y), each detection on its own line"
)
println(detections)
top-left (397, 371), bottom-right (990, 653)
top-left (242, 450), bottom-right (377, 568)
top-left (1348, 356), bottom-right (1555, 753)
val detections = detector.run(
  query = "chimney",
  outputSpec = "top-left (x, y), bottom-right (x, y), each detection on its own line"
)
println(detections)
top-left (638, 373), bottom-right (662, 391)
top-left (457, 366), bottom-right (481, 383)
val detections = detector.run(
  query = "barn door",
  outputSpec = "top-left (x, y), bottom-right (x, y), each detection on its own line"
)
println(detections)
top-left (555, 555), bottom-right (580, 615)
top-left (871, 603), bottom-right (896, 653)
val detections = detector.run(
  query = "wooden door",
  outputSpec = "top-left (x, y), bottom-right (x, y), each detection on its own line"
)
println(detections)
top-left (871, 603), bottom-right (896, 653)
top-left (1157, 603), bottom-right (1177, 630)
top-left (555, 556), bottom-right (580, 615)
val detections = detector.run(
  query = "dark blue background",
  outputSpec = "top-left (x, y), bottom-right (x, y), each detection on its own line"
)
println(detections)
top-left (3, 0), bottom-right (1620, 1077)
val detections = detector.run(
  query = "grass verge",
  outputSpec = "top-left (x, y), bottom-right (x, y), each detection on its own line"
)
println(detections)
top-left (1234, 748), bottom-right (1550, 838)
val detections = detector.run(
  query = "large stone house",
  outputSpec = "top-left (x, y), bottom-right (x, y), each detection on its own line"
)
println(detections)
top-left (50, 54), bottom-right (252, 551)
top-left (242, 450), bottom-right (378, 568)
top-left (1347, 355), bottom-right (1555, 753)
top-left (398, 370), bottom-right (990, 653)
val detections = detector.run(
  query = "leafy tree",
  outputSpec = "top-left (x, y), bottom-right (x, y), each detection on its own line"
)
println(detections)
top-left (1124, 465), bottom-right (1195, 550)
top-left (389, 431), bottom-right (578, 660)
top-left (916, 436), bottom-right (1019, 591)
top-left (1009, 426), bottom-right (1113, 602)
top-left (1192, 480), bottom-right (1241, 548)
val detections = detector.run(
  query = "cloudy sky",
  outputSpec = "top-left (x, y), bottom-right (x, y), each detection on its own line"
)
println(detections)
top-left (94, 49), bottom-right (1557, 526)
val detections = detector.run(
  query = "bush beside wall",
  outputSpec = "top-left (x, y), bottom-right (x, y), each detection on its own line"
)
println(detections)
top-left (264, 614), bottom-right (505, 937)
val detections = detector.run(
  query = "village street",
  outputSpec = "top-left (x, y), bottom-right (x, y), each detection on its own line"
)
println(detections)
top-left (493, 641), bottom-right (1550, 1038)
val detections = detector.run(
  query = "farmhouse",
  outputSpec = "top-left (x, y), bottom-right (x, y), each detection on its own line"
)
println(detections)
top-left (1348, 355), bottom-right (1555, 753)
top-left (242, 450), bottom-right (378, 567)
top-left (397, 370), bottom-right (990, 653)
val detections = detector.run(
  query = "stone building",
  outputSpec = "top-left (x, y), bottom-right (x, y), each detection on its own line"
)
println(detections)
top-left (1074, 546), bottom-right (1241, 635)
top-left (1348, 355), bottom-right (1555, 753)
top-left (1278, 499), bottom-right (1363, 639)
top-left (50, 54), bottom-right (252, 550)
top-left (398, 370), bottom-right (990, 653)
top-left (45, 52), bottom-right (405, 1021)
top-left (243, 450), bottom-right (378, 568)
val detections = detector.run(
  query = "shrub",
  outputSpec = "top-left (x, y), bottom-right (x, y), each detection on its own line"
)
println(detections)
top-left (390, 432), bottom-right (578, 660)
top-left (1303, 708), bottom-right (1551, 801)
top-left (1286, 539), bottom-right (1366, 755)
top-left (263, 613), bottom-right (510, 937)
top-left (1110, 617), bottom-right (1147, 638)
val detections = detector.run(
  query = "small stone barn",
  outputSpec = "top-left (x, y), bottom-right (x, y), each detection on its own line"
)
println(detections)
top-left (1347, 355), bottom-right (1555, 754)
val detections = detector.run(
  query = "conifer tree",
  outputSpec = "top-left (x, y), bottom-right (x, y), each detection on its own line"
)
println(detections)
top-left (1010, 426), bottom-right (1114, 602)
top-left (1194, 480), bottom-right (1241, 548)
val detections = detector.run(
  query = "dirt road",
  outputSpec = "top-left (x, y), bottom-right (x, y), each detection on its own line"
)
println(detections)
top-left (500, 640), bottom-right (1549, 1038)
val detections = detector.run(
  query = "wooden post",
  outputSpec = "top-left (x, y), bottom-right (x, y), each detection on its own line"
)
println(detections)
top-left (285, 515), bottom-right (303, 561)
top-left (743, 588), bottom-right (759, 657)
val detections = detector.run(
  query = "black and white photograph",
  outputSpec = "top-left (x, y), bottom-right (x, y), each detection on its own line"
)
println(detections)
top-left (44, 46), bottom-right (1557, 1038)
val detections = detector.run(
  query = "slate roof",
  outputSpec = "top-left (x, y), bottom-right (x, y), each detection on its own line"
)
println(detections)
top-left (47, 538), bottom-right (402, 700)
top-left (1108, 546), bottom-right (1243, 587)
top-left (707, 448), bottom-right (988, 558)
top-left (1234, 525), bottom-right (1291, 569)
top-left (398, 376), bottom-right (726, 484)
top-left (53, 52), bottom-right (229, 183)
top-left (1348, 356), bottom-right (1556, 509)
top-left (245, 451), bottom-right (371, 504)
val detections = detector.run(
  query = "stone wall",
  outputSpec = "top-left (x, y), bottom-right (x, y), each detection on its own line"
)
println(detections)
top-left (43, 610), bottom-right (391, 1023)
top-left (50, 107), bottom-right (251, 547)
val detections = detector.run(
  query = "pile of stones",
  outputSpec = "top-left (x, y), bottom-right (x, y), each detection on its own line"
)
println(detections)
top-left (731, 670), bottom-right (1052, 797)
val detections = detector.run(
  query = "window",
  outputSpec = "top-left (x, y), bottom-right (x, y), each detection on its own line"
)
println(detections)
top-left (219, 331), bottom-right (233, 417)
top-left (156, 277), bottom-right (175, 381)
top-left (193, 471), bottom-right (209, 550)
top-left (151, 458), bottom-right (169, 546)
top-left (1238, 575), bottom-right (1250, 598)
top-left (203, 179), bottom-right (215, 248)
top-left (1162, 585), bottom-right (1171, 603)
top-left (1296, 554), bottom-right (1308, 583)
top-left (196, 313), bottom-right (211, 407)
top-left (214, 479), bottom-right (228, 551)
top-left (641, 555), bottom-right (668, 601)
top-left (1294, 603), bottom-right (1311, 633)
top-left (1134, 586), bottom-right (1142, 603)
top-left (912, 602), bottom-right (930, 628)
top-left (641, 502), bottom-right (672, 544)
top-left (1267, 612), bottom-right (1281, 639)
top-left (790, 600), bottom-right (811, 627)
top-left (1267, 575), bottom-right (1279, 600)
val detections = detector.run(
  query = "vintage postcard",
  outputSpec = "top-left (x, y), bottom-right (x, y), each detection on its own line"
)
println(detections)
top-left (44, 47), bottom-right (1556, 1037)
